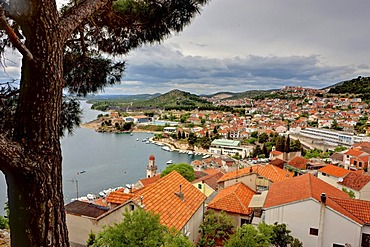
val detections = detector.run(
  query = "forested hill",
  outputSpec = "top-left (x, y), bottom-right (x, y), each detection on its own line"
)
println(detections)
top-left (328, 76), bottom-right (370, 99)
top-left (145, 89), bottom-right (211, 108)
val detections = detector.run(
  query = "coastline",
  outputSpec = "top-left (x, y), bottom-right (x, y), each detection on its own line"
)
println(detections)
top-left (80, 120), bottom-right (210, 154)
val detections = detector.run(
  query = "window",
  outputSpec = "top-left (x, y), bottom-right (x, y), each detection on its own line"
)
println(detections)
top-left (240, 218), bottom-right (249, 225)
top-left (322, 172), bottom-right (327, 176)
top-left (333, 244), bottom-right (344, 247)
top-left (359, 162), bottom-right (362, 167)
top-left (309, 228), bottom-right (319, 236)
top-left (362, 233), bottom-right (370, 247)
top-left (198, 184), bottom-right (202, 189)
top-left (130, 204), bottom-right (135, 211)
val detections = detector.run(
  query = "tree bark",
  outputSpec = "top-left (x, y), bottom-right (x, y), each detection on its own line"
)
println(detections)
top-left (3, 0), bottom-right (69, 245)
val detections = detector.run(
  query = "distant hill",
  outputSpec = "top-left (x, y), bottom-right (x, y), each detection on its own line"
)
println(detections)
top-left (205, 89), bottom-right (275, 100)
top-left (85, 93), bottom-right (160, 101)
top-left (145, 89), bottom-right (211, 108)
top-left (327, 76), bottom-right (370, 99)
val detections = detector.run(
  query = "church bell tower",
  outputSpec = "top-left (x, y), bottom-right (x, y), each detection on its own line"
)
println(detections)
top-left (146, 154), bottom-right (158, 178)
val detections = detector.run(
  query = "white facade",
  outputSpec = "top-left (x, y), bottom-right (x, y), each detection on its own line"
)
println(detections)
top-left (264, 199), bottom-right (363, 247)
top-left (299, 127), bottom-right (355, 147)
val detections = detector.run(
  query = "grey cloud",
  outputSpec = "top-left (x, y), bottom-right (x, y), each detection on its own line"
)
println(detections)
top-left (107, 44), bottom-right (362, 95)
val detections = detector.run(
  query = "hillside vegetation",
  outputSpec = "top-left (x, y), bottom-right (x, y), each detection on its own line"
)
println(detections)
top-left (328, 76), bottom-right (370, 99)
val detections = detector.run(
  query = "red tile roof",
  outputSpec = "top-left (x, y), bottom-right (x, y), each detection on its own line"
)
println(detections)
top-left (339, 172), bottom-right (370, 191)
top-left (139, 174), bottom-right (161, 187)
top-left (345, 148), bottom-right (365, 157)
top-left (318, 164), bottom-right (351, 178)
top-left (193, 171), bottom-right (224, 191)
top-left (264, 173), bottom-right (349, 208)
top-left (105, 189), bottom-right (134, 205)
top-left (218, 164), bottom-right (293, 183)
top-left (132, 171), bottom-right (206, 230)
top-left (207, 182), bottom-right (256, 215)
top-left (330, 197), bottom-right (370, 225)
top-left (287, 156), bottom-right (309, 170)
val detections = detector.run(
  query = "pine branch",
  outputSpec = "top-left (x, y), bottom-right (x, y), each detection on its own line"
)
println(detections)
top-left (0, 135), bottom-right (25, 172)
top-left (59, 0), bottom-right (109, 44)
top-left (0, 6), bottom-right (33, 61)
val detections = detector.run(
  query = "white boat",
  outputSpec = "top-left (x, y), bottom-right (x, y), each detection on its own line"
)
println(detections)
top-left (202, 154), bottom-right (211, 159)
top-left (146, 140), bottom-right (150, 144)
top-left (162, 146), bottom-right (171, 151)
top-left (136, 138), bottom-right (139, 141)
top-left (130, 133), bottom-right (134, 136)
top-left (166, 160), bottom-right (173, 165)
top-left (86, 194), bottom-right (96, 200)
top-left (188, 151), bottom-right (194, 155)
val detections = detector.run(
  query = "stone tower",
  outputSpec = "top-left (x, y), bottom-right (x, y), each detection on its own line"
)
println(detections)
top-left (146, 154), bottom-right (158, 178)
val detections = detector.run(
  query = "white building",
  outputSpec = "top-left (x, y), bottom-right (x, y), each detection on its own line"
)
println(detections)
top-left (263, 174), bottom-right (370, 247)
top-left (209, 139), bottom-right (252, 158)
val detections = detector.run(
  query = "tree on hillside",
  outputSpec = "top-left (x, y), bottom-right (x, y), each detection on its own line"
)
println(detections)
top-left (89, 209), bottom-right (192, 247)
top-left (160, 163), bottom-right (195, 182)
top-left (0, 0), bottom-right (208, 245)
top-left (284, 135), bottom-right (290, 153)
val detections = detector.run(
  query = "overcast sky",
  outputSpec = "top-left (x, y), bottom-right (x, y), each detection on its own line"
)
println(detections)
top-left (1, 0), bottom-right (370, 95)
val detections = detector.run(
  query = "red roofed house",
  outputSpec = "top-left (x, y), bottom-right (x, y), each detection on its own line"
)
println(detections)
top-left (338, 172), bottom-right (370, 201)
top-left (343, 148), bottom-right (370, 170)
top-left (286, 156), bottom-right (309, 175)
top-left (317, 164), bottom-right (352, 188)
top-left (132, 171), bottom-right (206, 243)
top-left (218, 164), bottom-right (293, 192)
top-left (66, 200), bottom-right (137, 246)
top-left (192, 171), bottom-right (224, 198)
top-left (207, 182), bottom-right (257, 227)
top-left (263, 173), bottom-right (370, 247)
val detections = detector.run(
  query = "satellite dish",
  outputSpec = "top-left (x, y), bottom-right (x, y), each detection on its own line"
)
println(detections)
top-left (338, 177), bottom-right (343, 182)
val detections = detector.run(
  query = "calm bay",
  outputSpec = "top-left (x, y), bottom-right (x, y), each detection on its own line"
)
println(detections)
top-left (0, 101), bottom-right (198, 215)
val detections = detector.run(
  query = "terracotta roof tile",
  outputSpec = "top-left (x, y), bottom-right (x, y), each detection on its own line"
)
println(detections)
top-left (105, 190), bottom-right (134, 205)
top-left (139, 174), bottom-right (161, 187)
top-left (339, 172), bottom-right (370, 191)
top-left (318, 164), bottom-right (351, 178)
top-left (287, 156), bottom-right (309, 170)
top-left (218, 164), bottom-right (293, 183)
top-left (264, 173), bottom-right (349, 208)
top-left (208, 182), bottom-right (256, 215)
top-left (344, 148), bottom-right (365, 157)
top-left (329, 197), bottom-right (370, 225)
top-left (193, 172), bottom-right (224, 190)
top-left (132, 171), bottom-right (206, 230)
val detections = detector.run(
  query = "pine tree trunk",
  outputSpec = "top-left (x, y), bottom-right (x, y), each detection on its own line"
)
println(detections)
top-left (4, 1), bottom-right (70, 245)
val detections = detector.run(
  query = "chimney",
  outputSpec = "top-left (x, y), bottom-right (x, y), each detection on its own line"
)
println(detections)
top-left (175, 185), bottom-right (184, 201)
top-left (321, 193), bottom-right (326, 204)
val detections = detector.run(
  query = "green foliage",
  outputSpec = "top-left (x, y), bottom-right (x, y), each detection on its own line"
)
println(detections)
top-left (224, 222), bottom-right (299, 247)
top-left (342, 188), bottom-right (356, 199)
top-left (328, 76), bottom-right (370, 99)
top-left (164, 228), bottom-right (194, 247)
top-left (304, 148), bottom-right (330, 159)
top-left (258, 132), bottom-right (269, 143)
top-left (224, 223), bottom-right (272, 247)
top-left (0, 215), bottom-right (9, 229)
top-left (271, 222), bottom-right (294, 247)
top-left (0, 202), bottom-right (9, 229)
top-left (91, 209), bottom-right (191, 247)
top-left (197, 210), bottom-right (234, 247)
top-left (251, 131), bottom-right (259, 138)
top-left (92, 209), bottom-right (165, 247)
top-left (160, 163), bottom-right (195, 182)
top-left (87, 231), bottom-right (96, 246)
top-left (334, 146), bottom-right (347, 152)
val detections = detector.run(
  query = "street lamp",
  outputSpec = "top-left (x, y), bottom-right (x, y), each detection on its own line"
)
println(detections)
top-left (69, 170), bottom-right (86, 199)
